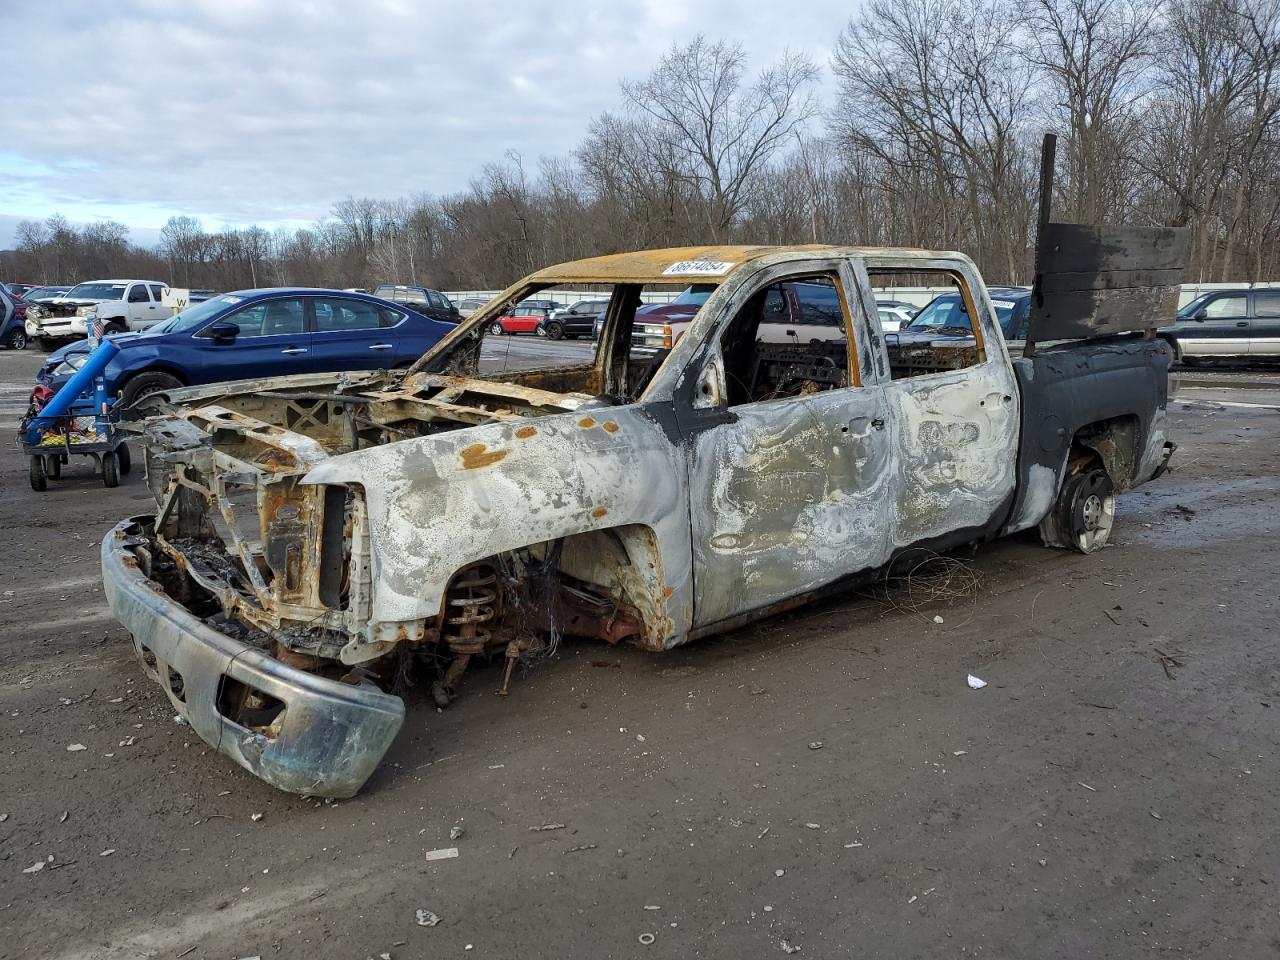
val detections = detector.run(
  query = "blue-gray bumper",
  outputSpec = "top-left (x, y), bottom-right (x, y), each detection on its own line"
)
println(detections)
top-left (101, 517), bottom-right (405, 798)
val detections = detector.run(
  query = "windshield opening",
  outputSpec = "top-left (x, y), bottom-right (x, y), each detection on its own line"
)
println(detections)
top-left (415, 278), bottom-right (720, 402)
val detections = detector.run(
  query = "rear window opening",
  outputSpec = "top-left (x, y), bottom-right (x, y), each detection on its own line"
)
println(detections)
top-left (870, 268), bottom-right (988, 379)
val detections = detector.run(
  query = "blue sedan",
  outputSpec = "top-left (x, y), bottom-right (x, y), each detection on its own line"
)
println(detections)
top-left (35, 288), bottom-right (454, 409)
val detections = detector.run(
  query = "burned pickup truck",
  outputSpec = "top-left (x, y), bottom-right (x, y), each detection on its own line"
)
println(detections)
top-left (102, 240), bottom-right (1181, 796)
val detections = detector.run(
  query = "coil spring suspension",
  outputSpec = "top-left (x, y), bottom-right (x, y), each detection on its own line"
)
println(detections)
top-left (432, 564), bottom-right (497, 708)
top-left (443, 566), bottom-right (497, 655)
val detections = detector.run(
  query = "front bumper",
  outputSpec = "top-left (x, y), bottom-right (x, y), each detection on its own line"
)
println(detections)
top-left (27, 318), bottom-right (84, 339)
top-left (101, 517), bottom-right (405, 797)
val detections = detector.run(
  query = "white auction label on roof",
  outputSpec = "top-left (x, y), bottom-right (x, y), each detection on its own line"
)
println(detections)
top-left (662, 260), bottom-right (734, 276)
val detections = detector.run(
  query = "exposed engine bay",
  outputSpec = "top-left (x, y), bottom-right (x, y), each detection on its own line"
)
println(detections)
top-left (24, 299), bottom-right (98, 322)
top-left (137, 369), bottom-right (651, 720)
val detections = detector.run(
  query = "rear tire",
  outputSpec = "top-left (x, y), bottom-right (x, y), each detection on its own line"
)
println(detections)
top-left (117, 442), bottom-right (132, 475)
top-left (119, 371), bottom-right (183, 409)
top-left (29, 457), bottom-right (47, 492)
top-left (6, 328), bottom-right (27, 350)
top-left (1050, 468), bottom-right (1115, 554)
top-left (102, 451), bottom-right (120, 488)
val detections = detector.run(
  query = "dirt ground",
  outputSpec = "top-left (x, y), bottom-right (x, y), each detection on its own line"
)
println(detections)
top-left (1, 347), bottom-right (1277, 960)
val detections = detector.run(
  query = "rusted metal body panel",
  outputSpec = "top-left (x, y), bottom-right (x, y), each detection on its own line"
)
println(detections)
top-left (302, 400), bottom-right (693, 652)
top-left (103, 243), bottom-right (1172, 795)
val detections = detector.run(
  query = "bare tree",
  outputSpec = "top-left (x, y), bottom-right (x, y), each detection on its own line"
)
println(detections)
top-left (833, 0), bottom-right (1038, 279)
top-left (160, 215), bottom-right (206, 287)
top-left (1022, 0), bottom-right (1154, 225)
top-left (6, 17), bottom-right (1279, 293)
top-left (621, 36), bottom-right (818, 241)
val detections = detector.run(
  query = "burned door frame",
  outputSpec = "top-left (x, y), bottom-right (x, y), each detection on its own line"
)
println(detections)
top-left (674, 258), bottom-right (897, 630)
top-left (856, 254), bottom-right (1021, 548)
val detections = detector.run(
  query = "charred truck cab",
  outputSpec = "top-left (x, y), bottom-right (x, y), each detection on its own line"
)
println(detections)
top-left (103, 230), bottom-right (1185, 796)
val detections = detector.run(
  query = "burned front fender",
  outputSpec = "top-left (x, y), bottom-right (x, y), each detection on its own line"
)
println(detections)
top-left (102, 517), bottom-right (405, 797)
top-left (302, 402), bottom-right (694, 645)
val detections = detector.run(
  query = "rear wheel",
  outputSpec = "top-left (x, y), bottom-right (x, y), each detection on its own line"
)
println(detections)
top-left (1051, 468), bottom-right (1115, 554)
top-left (117, 442), bottom-right (132, 475)
top-left (101, 450), bottom-right (120, 488)
top-left (119, 371), bottom-right (183, 409)
top-left (29, 457), bottom-right (47, 492)
top-left (6, 328), bottom-right (27, 350)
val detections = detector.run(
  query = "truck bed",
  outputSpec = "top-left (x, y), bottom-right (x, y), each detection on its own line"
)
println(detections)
top-left (1002, 335), bottom-right (1174, 536)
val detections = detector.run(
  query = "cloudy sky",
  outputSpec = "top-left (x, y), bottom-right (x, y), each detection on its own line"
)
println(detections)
top-left (0, 0), bottom-right (847, 249)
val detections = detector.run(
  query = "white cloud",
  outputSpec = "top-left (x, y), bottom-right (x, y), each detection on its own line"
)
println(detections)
top-left (0, 0), bottom-right (848, 246)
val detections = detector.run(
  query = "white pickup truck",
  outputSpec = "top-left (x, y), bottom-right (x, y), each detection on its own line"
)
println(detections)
top-left (25, 279), bottom-right (170, 350)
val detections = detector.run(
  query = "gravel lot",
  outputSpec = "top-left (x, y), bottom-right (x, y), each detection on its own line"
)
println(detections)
top-left (1, 346), bottom-right (1277, 959)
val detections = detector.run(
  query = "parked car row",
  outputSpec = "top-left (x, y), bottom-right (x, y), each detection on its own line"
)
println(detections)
top-left (469, 282), bottom-right (1280, 364)
top-left (486, 287), bottom-right (923, 344)
top-left (884, 285), bottom-right (1280, 363)
top-left (12, 274), bottom-right (1278, 366)
top-left (32, 288), bottom-right (457, 412)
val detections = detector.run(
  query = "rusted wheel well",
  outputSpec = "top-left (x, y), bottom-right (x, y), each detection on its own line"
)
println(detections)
top-left (1070, 415), bottom-right (1141, 492)
top-left (436, 523), bottom-right (670, 652)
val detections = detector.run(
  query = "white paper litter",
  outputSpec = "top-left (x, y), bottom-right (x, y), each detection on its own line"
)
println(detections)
top-left (966, 674), bottom-right (987, 689)
top-left (424, 847), bottom-right (459, 861)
